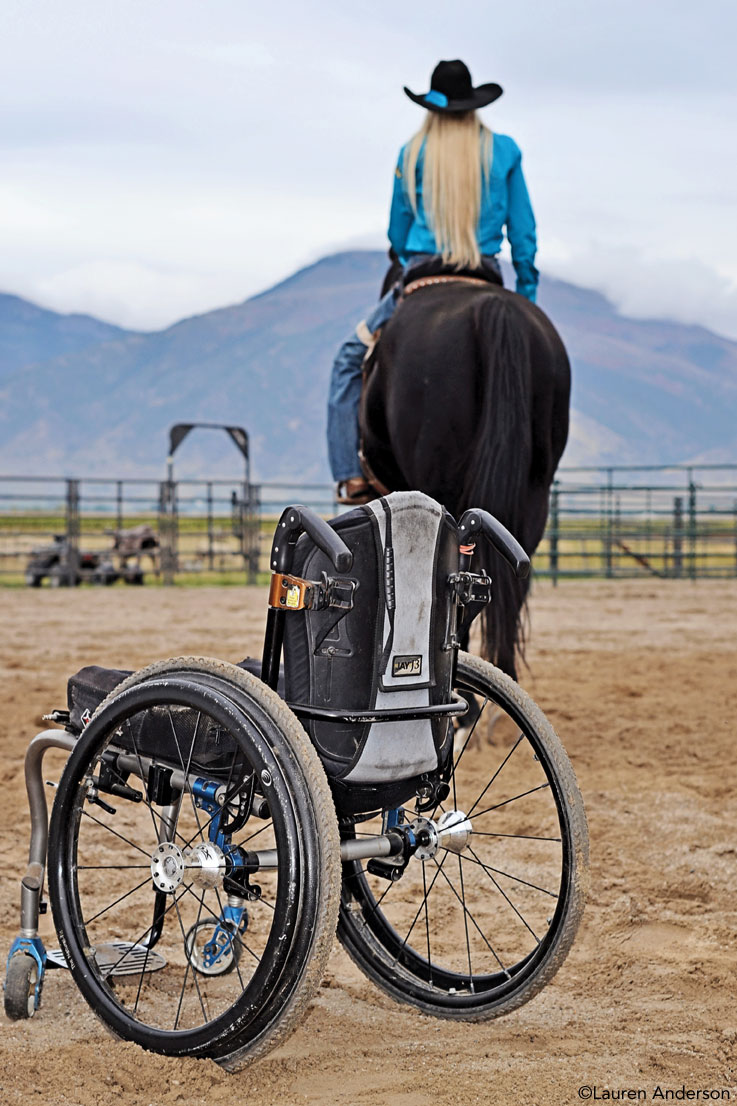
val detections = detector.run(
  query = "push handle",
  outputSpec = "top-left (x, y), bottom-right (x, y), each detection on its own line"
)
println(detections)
top-left (270, 505), bottom-right (353, 575)
top-left (458, 509), bottom-right (530, 579)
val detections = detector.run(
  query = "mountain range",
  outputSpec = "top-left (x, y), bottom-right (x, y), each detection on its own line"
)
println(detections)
top-left (1, 251), bottom-right (736, 481)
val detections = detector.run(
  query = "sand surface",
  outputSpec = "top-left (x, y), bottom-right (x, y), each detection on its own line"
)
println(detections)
top-left (1, 580), bottom-right (736, 1105)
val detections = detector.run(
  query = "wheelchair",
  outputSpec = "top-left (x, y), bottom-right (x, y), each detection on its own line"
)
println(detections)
top-left (4, 491), bottom-right (589, 1070)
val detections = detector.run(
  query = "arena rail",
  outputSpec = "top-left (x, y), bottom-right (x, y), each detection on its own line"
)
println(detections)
top-left (1, 465), bottom-right (736, 584)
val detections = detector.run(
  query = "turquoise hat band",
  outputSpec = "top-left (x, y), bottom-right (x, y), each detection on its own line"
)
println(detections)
top-left (424, 90), bottom-right (449, 108)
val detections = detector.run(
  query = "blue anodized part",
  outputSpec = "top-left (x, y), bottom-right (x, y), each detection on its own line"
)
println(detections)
top-left (191, 777), bottom-right (229, 848)
top-left (5, 935), bottom-right (46, 1011)
top-left (202, 903), bottom-right (247, 968)
top-left (190, 777), bottom-right (248, 968)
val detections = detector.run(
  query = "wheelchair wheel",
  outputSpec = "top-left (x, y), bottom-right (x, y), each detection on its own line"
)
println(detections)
top-left (4, 953), bottom-right (41, 1019)
top-left (48, 657), bottom-right (340, 1068)
top-left (338, 651), bottom-right (588, 1020)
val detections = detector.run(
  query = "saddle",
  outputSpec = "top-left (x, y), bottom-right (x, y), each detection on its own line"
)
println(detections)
top-left (400, 254), bottom-right (503, 294)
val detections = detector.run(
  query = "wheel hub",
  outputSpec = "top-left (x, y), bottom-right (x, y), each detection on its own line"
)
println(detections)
top-left (410, 816), bottom-right (439, 860)
top-left (436, 809), bottom-right (472, 854)
top-left (151, 841), bottom-right (227, 892)
top-left (183, 842), bottom-right (226, 889)
top-left (151, 842), bottom-right (184, 893)
top-left (409, 809), bottom-right (472, 860)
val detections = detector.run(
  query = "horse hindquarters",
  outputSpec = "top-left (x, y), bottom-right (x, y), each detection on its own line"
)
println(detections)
top-left (361, 285), bottom-right (568, 680)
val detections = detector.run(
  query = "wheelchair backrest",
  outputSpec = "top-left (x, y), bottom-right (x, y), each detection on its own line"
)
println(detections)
top-left (282, 491), bottom-right (459, 792)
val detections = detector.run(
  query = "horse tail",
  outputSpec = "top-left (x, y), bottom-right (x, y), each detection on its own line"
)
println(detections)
top-left (461, 293), bottom-right (533, 675)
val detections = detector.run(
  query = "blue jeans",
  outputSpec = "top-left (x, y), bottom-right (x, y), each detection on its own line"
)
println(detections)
top-left (327, 284), bottom-right (401, 482)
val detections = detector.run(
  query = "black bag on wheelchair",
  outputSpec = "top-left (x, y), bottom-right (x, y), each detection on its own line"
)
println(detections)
top-left (65, 658), bottom-right (283, 777)
top-left (282, 491), bottom-right (459, 807)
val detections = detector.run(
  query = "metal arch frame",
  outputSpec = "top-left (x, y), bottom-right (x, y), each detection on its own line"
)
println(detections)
top-left (162, 423), bottom-right (254, 585)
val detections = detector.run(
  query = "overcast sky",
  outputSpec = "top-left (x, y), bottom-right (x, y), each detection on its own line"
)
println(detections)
top-left (2, 0), bottom-right (736, 337)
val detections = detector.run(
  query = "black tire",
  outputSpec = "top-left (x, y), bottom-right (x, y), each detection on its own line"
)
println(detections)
top-left (48, 657), bottom-right (340, 1067)
top-left (4, 953), bottom-right (40, 1019)
top-left (338, 651), bottom-right (588, 1020)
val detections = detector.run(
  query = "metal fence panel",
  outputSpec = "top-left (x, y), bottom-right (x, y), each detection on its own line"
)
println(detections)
top-left (1, 465), bottom-right (736, 584)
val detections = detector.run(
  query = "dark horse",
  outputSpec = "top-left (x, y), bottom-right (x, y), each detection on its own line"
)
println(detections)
top-left (360, 269), bottom-right (571, 679)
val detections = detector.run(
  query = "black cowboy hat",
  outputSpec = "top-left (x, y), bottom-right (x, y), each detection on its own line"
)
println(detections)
top-left (404, 59), bottom-right (502, 114)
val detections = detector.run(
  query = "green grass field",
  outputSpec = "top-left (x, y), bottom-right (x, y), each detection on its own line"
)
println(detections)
top-left (1, 511), bottom-right (735, 584)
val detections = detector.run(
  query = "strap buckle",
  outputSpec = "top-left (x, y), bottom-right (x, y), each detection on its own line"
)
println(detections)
top-left (448, 571), bottom-right (493, 607)
top-left (268, 572), bottom-right (356, 612)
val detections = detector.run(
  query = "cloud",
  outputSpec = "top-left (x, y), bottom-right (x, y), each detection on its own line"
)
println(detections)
top-left (546, 246), bottom-right (737, 342)
top-left (32, 261), bottom-right (230, 330)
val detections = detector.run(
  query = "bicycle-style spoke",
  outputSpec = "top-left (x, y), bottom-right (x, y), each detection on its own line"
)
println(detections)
top-left (392, 851), bottom-right (448, 967)
top-left (430, 698), bottom-right (489, 821)
top-left (132, 908), bottom-right (161, 1015)
top-left (210, 881), bottom-right (247, 991)
top-left (466, 845), bottom-right (541, 943)
top-left (172, 894), bottom-right (208, 1024)
top-left (254, 893), bottom-right (275, 912)
top-left (77, 864), bottom-right (151, 870)
top-left (80, 808), bottom-right (151, 858)
top-left (432, 857), bottom-right (509, 976)
top-left (82, 873), bottom-right (153, 927)
top-left (421, 861), bottom-right (433, 984)
top-left (167, 708), bottom-right (208, 844)
top-left (466, 733), bottom-right (525, 818)
top-left (471, 781), bottom-right (550, 822)
top-left (240, 820), bottom-right (273, 847)
top-left (455, 847), bottom-right (558, 899)
top-left (468, 830), bottom-right (561, 842)
top-left (175, 883), bottom-right (250, 989)
top-left (166, 706), bottom-right (246, 855)
top-left (173, 887), bottom-right (206, 1029)
top-left (457, 854), bottom-right (474, 991)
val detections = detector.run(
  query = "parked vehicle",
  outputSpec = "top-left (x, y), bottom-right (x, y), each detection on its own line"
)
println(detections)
top-left (25, 526), bottom-right (159, 587)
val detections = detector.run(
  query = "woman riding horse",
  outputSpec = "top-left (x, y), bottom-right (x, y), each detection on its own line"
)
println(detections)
top-left (327, 58), bottom-right (539, 505)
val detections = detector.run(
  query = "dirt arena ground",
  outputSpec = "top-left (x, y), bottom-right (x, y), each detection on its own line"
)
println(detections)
top-left (1, 579), bottom-right (735, 1106)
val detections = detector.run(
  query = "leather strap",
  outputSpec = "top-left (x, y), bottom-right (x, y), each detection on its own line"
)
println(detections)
top-left (358, 448), bottom-right (392, 498)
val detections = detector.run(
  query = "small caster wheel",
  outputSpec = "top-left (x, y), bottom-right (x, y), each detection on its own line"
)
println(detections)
top-left (4, 954), bottom-right (41, 1019)
top-left (185, 919), bottom-right (244, 977)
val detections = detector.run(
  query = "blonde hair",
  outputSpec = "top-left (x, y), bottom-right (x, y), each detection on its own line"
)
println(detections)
top-left (403, 111), bottom-right (492, 269)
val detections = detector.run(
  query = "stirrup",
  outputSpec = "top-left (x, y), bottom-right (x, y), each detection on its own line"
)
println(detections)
top-left (336, 478), bottom-right (379, 506)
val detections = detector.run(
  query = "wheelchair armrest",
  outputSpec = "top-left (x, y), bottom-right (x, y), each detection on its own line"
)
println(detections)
top-left (458, 509), bottom-right (530, 579)
top-left (270, 505), bottom-right (353, 574)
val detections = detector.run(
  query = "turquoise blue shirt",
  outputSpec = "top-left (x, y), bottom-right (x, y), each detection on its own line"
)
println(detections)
top-left (388, 132), bottom-right (538, 302)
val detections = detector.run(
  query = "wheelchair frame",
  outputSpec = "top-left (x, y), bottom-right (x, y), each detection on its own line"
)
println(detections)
top-left (4, 500), bottom-right (588, 1068)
